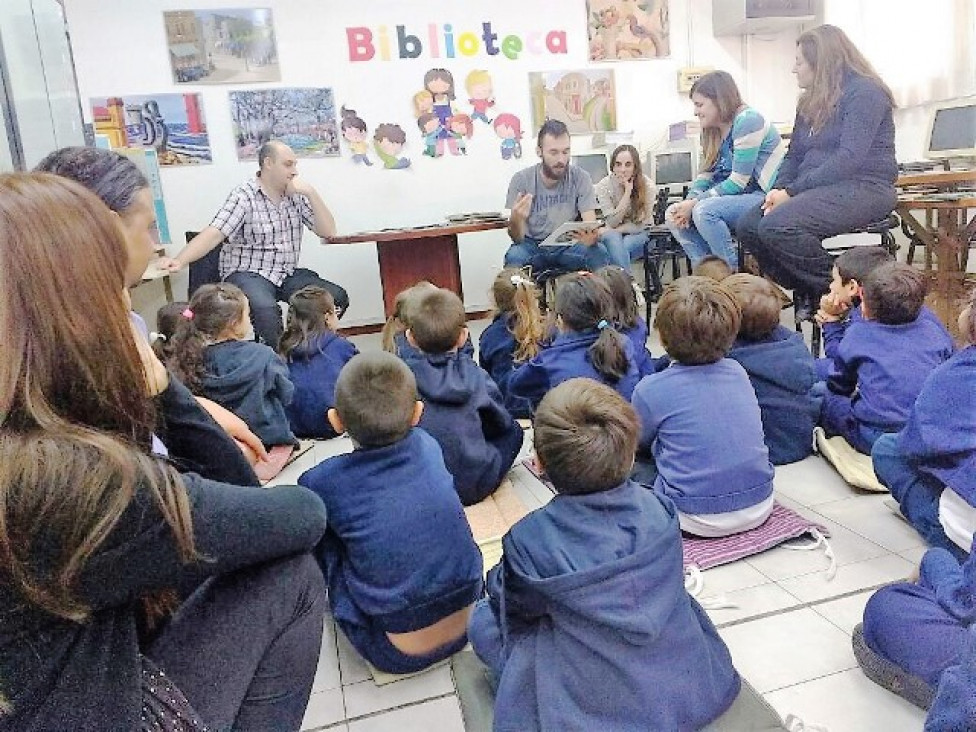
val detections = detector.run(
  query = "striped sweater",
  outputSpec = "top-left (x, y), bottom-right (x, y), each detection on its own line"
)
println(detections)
top-left (688, 107), bottom-right (786, 199)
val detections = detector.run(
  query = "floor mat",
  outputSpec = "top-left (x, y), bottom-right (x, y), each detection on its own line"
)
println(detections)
top-left (463, 479), bottom-right (530, 576)
top-left (815, 427), bottom-right (887, 492)
top-left (519, 454), bottom-right (555, 493)
top-left (256, 439), bottom-right (315, 484)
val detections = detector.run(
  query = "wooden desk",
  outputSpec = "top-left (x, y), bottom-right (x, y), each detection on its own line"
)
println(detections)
top-left (896, 169), bottom-right (976, 338)
top-left (328, 220), bottom-right (508, 317)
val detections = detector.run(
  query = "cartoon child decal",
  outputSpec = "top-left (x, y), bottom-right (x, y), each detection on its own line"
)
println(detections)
top-left (492, 113), bottom-right (522, 160)
top-left (417, 112), bottom-right (442, 157)
top-left (465, 70), bottom-right (495, 125)
top-left (446, 114), bottom-right (473, 155)
top-left (412, 90), bottom-right (434, 118)
top-left (373, 123), bottom-right (410, 169)
top-left (340, 106), bottom-right (372, 166)
top-left (424, 68), bottom-right (456, 126)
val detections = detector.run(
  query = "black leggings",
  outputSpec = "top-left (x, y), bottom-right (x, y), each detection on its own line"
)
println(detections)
top-left (147, 553), bottom-right (326, 731)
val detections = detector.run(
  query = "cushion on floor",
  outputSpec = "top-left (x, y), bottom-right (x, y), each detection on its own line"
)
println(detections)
top-left (463, 479), bottom-right (529, 577)
top-left (814, 427), bottom-right (887, 493)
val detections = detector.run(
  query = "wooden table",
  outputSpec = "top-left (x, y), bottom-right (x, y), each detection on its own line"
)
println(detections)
top-left (327, 219), bottom-right (508, 317)
top-left (895, 169), bottom-right (976, 338)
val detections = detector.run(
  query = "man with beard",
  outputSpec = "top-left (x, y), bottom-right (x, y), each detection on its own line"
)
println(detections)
top-left (504, 119), bottom-right (611, 273)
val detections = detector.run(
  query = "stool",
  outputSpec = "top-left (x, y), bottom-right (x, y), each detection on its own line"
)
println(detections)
top-left (642, 225), bottom-right (691, 324)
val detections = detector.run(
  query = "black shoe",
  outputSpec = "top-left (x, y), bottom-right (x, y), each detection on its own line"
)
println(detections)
top-left (793, 291), bottom-right (818, 322)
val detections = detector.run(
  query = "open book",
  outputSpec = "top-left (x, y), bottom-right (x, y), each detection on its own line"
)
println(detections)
top-left (539, 220), bottom-right (602, 247)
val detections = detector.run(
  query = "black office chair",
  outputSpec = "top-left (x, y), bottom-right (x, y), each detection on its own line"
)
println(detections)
top-left (185, 230), bottom-right (224, 297)
top-left (641, 188), bottom-right (692, 322)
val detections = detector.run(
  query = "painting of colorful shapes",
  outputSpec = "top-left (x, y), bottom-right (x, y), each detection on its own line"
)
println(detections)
top-left (230, 88), bottom-right (340, 160)
top-left (585, 0), bottom-right (670, 61)
top-left (90, 93), bottom-right (212, 165)
top-left (528, 69), bottom-right (617, 134)
top-left (164, 8), bottom-right (280, 85)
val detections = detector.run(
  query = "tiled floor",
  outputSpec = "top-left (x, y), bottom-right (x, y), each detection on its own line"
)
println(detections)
top-left (272, 315), bottom-right (930, 732)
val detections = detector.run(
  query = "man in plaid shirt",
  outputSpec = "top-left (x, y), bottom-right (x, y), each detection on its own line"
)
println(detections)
top-left (159, 141), bottom-right (349, 345)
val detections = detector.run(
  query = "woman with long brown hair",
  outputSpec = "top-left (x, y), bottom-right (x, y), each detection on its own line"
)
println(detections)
top-left (595, 144), bottom-right (655, 269)
top-left (0, 172), bottom-right (327, 731)
top-left (666, 71), bottom-right (785, 270)
top-left (736, 25), bottom-right (898, 319)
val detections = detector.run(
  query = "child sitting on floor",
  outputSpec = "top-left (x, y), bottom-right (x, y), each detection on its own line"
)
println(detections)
top-left (403, 288), bottom-right (524, 505)
top-left (724, 274), bottom-right (820, 465)
top-left (150, 300), bottom-right (189, 361)
top-left (279, 286), bottom-right (359, 439)
top-left (381, 280), bottom-right (474, 359)
top-left (478, 269), bottom-right (545, 419)
top-left (872, 287), bottom-right (976, 559)
top-left (631, 276), bottom-right (775, 537)
top-left (166, 283), bottom-right (297, 452)
top-left (467, 378), bottom-right (741, 730)
top-left (597, 265), bottom-right (664, 377)
top-left (299, 352), bottom-right (483, 674)
top-left (509, 273), bottom-right (639, 410)
top-left (692, 254), bottom-right (733, 281)
top-left (820, 262), bottom-right (954, 455)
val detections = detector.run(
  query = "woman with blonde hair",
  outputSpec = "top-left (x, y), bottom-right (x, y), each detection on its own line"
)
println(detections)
top-left (595, 144), bottom-right (655, 269)
top-left (666, 71), bottom-right (785, 270)
top-left (0, 173), bottom-right (327, 731)
top-left (736, 24), bottom-right (898, 319)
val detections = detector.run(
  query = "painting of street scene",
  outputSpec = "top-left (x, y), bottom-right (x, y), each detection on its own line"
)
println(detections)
top-left (164, 8), bottom-right (280, 85)
top-left (529, 69), bottom-right (617, 134)
top-left (230, 88), bottom-right (340, 160)
top-left (90, 93), bottom-right (212, 165)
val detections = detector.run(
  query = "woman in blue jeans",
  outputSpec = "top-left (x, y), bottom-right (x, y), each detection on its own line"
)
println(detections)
top-left (666, 70), bottom-right (786, 270)
top-left (594, 144), bottom-right (654, 269)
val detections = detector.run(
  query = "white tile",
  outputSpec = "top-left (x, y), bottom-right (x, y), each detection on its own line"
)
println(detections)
top-left (315, 435), bottom-right (355, 462)
top-left (342, 664), bottom-right (455, 718)
top-left (813, 495), bottom-right (928, 553)
top-left (765, 668), bottom-right (928, 732)
top-left (776, 554), bottom-right (914, 604)
top-left (347, 696), bottom-right (465, 732)
top-left (898, 545), bottom-right (928, 566)
top-left (774, 457), bottom-right (858, 506)
top-left (312, 618), bottom-right (341, 692)
top-left (811, 590), bottom-right (874, 636)
top-left (697, 559), bottom-right (771, 595)
top-left (265, 450), bottom-right (320, 487)
top-left (336, 628), bottom-right (371, 686)
top-left (719, 608), bottom-right (857, 693)
top-left (703, 582), bottom-right (802, 627)
top-left (300, 687), bottom-right (346, 730)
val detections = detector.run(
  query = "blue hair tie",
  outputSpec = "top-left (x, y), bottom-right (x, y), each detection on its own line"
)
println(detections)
top-left (597, 319), bottom-right (609, 331)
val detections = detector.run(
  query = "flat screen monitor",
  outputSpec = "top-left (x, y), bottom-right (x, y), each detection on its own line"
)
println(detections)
top-left (925, 99), bottom-right (976, 160)
top-left (651, 150), bottom-right (695, 187)
top-left (572, 153), bottom-right (609, 184)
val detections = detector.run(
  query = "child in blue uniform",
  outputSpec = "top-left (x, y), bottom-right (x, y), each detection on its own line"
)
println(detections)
top-left (724, 274), bottom-right (820, 465)
top-left (381, 280), bottom-right (474, 359)
top-left (166, 282), bottom-right (296, 449)
top-left (597, 265), bottom-right (663, 377)
top-left (299, 353), bottom-right (483, 673)
top-left (820, 262), bottom-right (954, 455)
top-left (631, 276), bottom-right (775, 536)
top-left (478, 269), bottom-right (545, 419)
top-left (468, 378), bottom-right (740, 730)
top-left (509, 272), bottom-right (639, 410)
top-left (403, 288), bottom-right (524, 505)
top-left (279, 286), bottom-right (358, 439)
top-left (872, 289), bottom-right (976, 559)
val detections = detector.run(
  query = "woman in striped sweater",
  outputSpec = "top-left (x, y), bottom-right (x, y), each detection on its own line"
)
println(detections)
top-left (666, 71), bottom-right (786, 269)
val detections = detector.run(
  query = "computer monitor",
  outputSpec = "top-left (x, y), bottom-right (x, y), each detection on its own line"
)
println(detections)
top-left (925, 99), bottom-right (976, 160)
top-left (572, 153), bottom-right (609, 184)
top-left (649, 150), bottom-right (696, 188)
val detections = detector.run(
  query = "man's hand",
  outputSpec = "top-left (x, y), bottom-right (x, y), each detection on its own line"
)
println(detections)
top-left (669, 199), bottom-right (696, 229)
top-left (761, 188), bottom-right (791, 215)
top-left (510, 192), bottom-right (533, 221)
top-left (285, 176), bottom-right (314, 197)
top-left (155, 256), bottom-right (184, 273)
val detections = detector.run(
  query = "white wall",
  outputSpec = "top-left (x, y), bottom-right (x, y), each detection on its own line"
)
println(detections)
top-left (63, 0), bottom-right (812, 326)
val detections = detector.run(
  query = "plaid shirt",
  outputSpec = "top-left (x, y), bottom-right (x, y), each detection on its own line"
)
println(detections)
top-left (212, 178), bottom-right (315, 286)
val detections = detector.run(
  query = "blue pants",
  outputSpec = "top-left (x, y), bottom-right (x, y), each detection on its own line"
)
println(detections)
top-left (872, 433), bottom-right (968, 560)
top-left (667, 192), bottom-right (765, 269)
top-left (819, 391), bottom-right (885, 455)
top-left (468, 599), bottom-right (506, 678)
top-left (599, 230), bottom-right (649, 269)
top-left (226, 268), bottom-right (349, 347)
top-left (504, 236), bottom-right (610, 274)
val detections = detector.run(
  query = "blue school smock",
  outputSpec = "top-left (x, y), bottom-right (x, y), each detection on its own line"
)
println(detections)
top-left (470, 481), bottom-right (740, 731)
top-left (404, 349), bottom-right (524, 505)
top-left (284, 332), bottom-right (358, 438)
top-left (728, 325), bottom-right (820, 465)
top-left (509, 330), bottom-right (640, 410)
top-left (620, 317), bottom-right (659, 378)
top-left (631, 359), bottom-right (774, 515)
top-left (477, 314), bottom-right (533, 419)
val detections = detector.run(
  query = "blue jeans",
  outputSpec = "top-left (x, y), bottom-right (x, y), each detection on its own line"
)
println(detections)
top-left (504, 236), bottom-right (610, 273)
top-left (666, 192), bottom-right (765, 269)
top-left (872, 433), bottom-right (968, 560)
top-left (600, 229), bottom-right (649, 269)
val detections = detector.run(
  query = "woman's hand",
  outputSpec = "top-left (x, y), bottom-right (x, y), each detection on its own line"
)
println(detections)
top-left (761, 189), bottom-right (791, 215)
top-left (669, 199), bottom-right (696, 229)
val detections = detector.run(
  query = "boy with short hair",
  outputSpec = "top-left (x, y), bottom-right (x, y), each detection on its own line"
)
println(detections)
top-left (631, 276), bottom-right (775, 536)
top-left (821, 262), bottom-right (954, 455)
top-left (692, 254), bottom-right (733, 281)
top-left (403, 288), bottom-right (524, 505)
top-left (724, 273), bottom-right (820, 465)
top-left (298, 352), bottom-right (483, 673)
top-left (468, 378), bottom-right (740, 730)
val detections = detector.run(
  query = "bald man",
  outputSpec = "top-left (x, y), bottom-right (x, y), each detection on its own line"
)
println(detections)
top-left (159, 141), bottom-right (349, 345)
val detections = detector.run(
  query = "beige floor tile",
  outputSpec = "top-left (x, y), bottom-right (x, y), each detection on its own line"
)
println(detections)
top-left (347, 697), bottom-right (465, 732)
top-left (343, 664), bottom-right (455, 719)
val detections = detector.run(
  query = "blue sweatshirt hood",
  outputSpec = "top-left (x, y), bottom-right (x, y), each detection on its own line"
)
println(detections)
top-left (408, 350), bottom-right (479, 405)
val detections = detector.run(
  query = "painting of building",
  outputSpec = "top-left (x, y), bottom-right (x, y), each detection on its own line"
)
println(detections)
top-left (229, 88), bottom-right (340, 160)
top-left (90, 93), bottom-right (212, 165)
top-left (529, 70), bottom-right (617, 134)
top-left (164, 8), bottom-right (280, 84)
